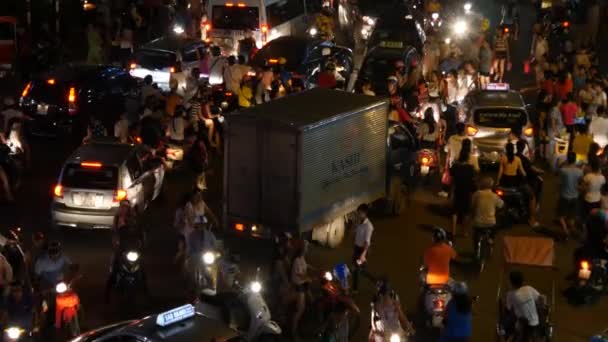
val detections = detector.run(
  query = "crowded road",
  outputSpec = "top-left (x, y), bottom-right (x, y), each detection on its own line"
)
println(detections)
top-left (1, 0), bottom-right (608, 341)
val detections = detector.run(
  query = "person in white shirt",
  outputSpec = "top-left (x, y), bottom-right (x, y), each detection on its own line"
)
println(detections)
top-left (589, 106), bottom-right (608, 148)
top-left (505, 271), bottom-right (545, 339)
top-left (114, 112), bottom-right (129, 143)
top-left (291, 240), bottom-right (311, 338)
top-left (582, 159), bottom-right (606, 221)
top-left (352, 204), bottom-right (373, 293)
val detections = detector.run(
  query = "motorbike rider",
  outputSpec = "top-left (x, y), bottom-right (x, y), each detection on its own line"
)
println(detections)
top-left (33, 241), bottom-right (71, 290)
top-left (1, 97), bottom-right (31, 170)
top-left (0, 281), bottom-right (36, 333)
top-left (471, 177), bottom-right (504, 252)
top-left (418, 107), bottom-right (438, 149)
top-left (369, 278), bottom-right (415, 341)
top-left (516, 140), bottom-right (543, 227)
top-left (315, 3), bottom-right (335, 41)
top-left (423, 227), bottom-right (457, 286)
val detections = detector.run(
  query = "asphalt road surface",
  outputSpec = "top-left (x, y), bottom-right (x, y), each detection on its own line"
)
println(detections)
top-left (0, 1), bottom-right (607, 342)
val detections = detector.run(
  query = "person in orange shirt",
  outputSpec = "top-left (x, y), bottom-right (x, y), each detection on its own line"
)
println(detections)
top-left (423, 227), bottom-right (457, 285)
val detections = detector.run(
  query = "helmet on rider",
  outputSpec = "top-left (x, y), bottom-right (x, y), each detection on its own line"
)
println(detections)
top-left (432, 226), bottom-right (448, 243)
top-left (47, 240), bottom-right (62, 258)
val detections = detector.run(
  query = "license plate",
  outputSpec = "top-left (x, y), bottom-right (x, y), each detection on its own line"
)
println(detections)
top-left (73, 193), bottom-right (103, 207)
top-left (421, 165), bottom-right (430, 175)
top-left (37, 104), bottom-right (48, 115)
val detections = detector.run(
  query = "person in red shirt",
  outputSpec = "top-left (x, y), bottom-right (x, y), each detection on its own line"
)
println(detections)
top-left (318, 63), bottom-right (337, 89)
top-left (541, 72), bottom-right (555, 98)
top-left (559, 95), bottom-right (578, 134)
top-left (556, 72), bottom-right (573, 100)
top-left (423, 227), bottom-right (457, 285)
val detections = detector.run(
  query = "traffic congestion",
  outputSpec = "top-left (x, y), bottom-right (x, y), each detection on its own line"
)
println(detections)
top-left (0, 0), bottom-right (608, 341)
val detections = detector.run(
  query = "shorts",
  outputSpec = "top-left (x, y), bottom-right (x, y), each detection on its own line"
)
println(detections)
top-left (495, 51), bottom-right (508, 60)
top-left (557, 197), bottom-right (578, 218)
top-left (294, 282), bottom-right (309, 293)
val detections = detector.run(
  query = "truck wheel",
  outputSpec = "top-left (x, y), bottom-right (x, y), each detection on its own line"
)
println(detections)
top-left (312, 217), bottom-right (345, 248)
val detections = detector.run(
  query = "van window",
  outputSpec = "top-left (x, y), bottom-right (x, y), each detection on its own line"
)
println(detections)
top-left (211, 5), bottom-right (260, 30)
top-left (62, 164), bottom-right (118, 190)
top-left (474, 108), bottom-right (527, 128)
top-left (266, 0), bottom-right (304, 27)
top-left (126, 155), bottom-right (143, 180)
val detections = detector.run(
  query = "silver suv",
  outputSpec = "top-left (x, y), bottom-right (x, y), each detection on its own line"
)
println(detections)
top-left (51, 139), bottom-right (165, 229)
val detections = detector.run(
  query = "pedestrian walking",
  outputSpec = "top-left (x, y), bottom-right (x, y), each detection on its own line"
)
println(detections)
top-left (352, 204), bottom-right (373, 294)
top-left (557, 152), bottom-right (583, 239)
top-left (450, 139), bottom-right (476, 237)
top-left (582, 158), bottom-right (605, 224)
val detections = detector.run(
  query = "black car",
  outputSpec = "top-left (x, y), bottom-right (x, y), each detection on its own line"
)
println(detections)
top-left (20, 64), bottom-right (140, 137)
top-left (251, 36), bottom-right (354, 88)
top-left (356, 43), bottom-right (420, 96)
top-left (368, 12), bottom-right (425, 53)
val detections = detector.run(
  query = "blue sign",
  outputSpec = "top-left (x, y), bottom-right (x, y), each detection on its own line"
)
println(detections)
top-left (156, 304), bottom-right (196, 327)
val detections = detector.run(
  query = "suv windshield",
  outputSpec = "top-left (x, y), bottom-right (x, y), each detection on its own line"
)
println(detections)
top-left (135, 50), bottom-right (176, 69)
top-left (211, 5), bottom-right (260, 30)
top-left (474, 108), bottom-right (527, 128)
top-left (62, 164), bottom-right (118, 190)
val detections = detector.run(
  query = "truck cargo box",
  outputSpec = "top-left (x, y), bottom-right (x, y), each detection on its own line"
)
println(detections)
top-left (224, 88), bottom-right (389, 237)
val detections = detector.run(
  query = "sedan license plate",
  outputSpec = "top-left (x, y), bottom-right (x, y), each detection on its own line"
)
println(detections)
top-left (73, 193), bottom-right (103, 207)
top-left (36, 104), bottom-right (48, 115)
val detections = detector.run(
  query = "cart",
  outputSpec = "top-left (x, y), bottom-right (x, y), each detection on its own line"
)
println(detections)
top-left (0, 16), bottom-right (17, 78)
top-left (496, 235), bottom-right (556, 342)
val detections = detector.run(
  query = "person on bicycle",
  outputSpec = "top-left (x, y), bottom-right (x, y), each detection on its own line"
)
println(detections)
top-left (423, 227), bottom-right (457, 286)
top-left (471, 177), bottom-right (504, 252)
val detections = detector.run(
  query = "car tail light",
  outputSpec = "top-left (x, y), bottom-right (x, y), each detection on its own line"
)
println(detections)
top-left (114, 189), bottom-right (128, 202)
top-left (81, 161), bottom-right (102, 168)
top-left (53, 184), bottom-right (63, 198)
top-left (495, 189), bottom-right (504, 197)
top-left (68, 87), bottom-right (77, 115)
top-left (581, 260), bottom-right (590, 270)
top-left (524, 127), bottom-right (534, 137)
top-left (21, 82), bottom-right (31, 98)
top-left (562, 21), bottom-right (569, 28)
top-left (503, 26), bottom-right (509, 33)
top-left (129, 62), bottom-right (137, 70)
top-left (226, 2), bottom-right (234, 6)
top-left (466, 125), bottom-right (478, 137)
top-left (225, 91), bottom-right (232, 97)
top-left (235, 223), bottom-right (245, 231)
top-left (433, 299), bottom-right (444, 310)
top-left (170, 67), bottom-right (176, 73)
top-left (237, 2), bottom-right (245, 6)
top-left (47, 79), bottom-right (56, 85)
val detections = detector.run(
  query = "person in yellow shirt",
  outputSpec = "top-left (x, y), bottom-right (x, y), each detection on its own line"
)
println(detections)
top-left (237, 78), bottom-right (253, 108)
top-left (497, 142), bottom-right (526, 187)
top-left (572, 124), bottom-right (593, 162)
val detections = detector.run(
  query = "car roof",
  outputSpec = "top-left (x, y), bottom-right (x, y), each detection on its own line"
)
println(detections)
top-left (44, 64), bottom-right (128, 84)
top-left (66, 140), bottom-right (137, 167)
top-left (140, 36), bottom-right (205, 53)
top-left (231, 88), bottom-right (387, 129)
top-left (468, 90), bottom-right (525, 108)
top-left (92, 312), bottom-right (240, 341)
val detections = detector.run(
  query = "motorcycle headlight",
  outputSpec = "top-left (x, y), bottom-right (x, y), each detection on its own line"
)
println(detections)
top-left (431, 12), bottom-right (439, 20)
top-left (464, 2), bottom-right (472, 12)
top-left (5, 327), bottom-right (23, 340)
top-left (126, 251), bottom-right (139, 263)
top-left (55, 282), bottom-right (67, 294)
top-left (324, 271), bottom-right (333, 281)
top-left (203, 251), bottom-right (216, 265)
top-left (453, 20), bottom-right (468, 35)
top-left (309, 27), bottom-right (318, 36)
top-left (173, 25), bottom-right (185, 34)
top-left (390, 333), bottom-right (401, 342)
top-left (250, 281), bottom-right (262, 293)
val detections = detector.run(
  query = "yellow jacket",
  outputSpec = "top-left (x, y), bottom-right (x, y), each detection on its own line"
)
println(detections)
top-left (237, 85), bottom-right (253, 108)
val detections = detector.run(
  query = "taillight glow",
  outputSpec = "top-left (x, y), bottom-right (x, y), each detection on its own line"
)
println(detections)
top-left (581, 260), bottom-right (590, 270)
top-left (466, 125), bottom-right (478, 136)
top-left (524, 127), bottom-right (534, 137)
top-left (204, 22), bottom-right (211, 31)
top-left (261, 24), bottom-right (268, 33)
top-left (54, 185), bottom-right (63, 198)
top-left (421, 157), bottom-right (430, 165)
top-left (235, 223), bottom-right (245, 231)
top-left (226, 2), bottom-right (234, 6)
top-left (47, 79), bottom-right (56, 85)
top-left (225, 92), bottom-right (233, 97)
top-left (114, 189), bottom-right (128, 202)
top-left (129, 63), bottom-right (137, 69)
top-left (268, 58), bottom-right (278, 64)
top-left (562, 21), bottom-right (569, 28)
top-left (68, 87), bottom-right (76, 103)
top-left (434, 299), bottom-right (444, 309)
top-left (80, 161), bottom-right (102, 168)
top-left (21, 82), bottom-right (31, 97)
top-left (495, 189), bottom-right (504, 197)
top-left (170, 67), bottom-right (176, 73)
top-left (237, 2), bottom-right (245, 6)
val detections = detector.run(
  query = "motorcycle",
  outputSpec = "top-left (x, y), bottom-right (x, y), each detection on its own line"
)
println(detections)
top-left (196, 270), bottom-right (282, 341)
top-left (493, 175), bottom-right (545, 225)
top-left (416, 148), bottom-right (438, 180)
top-left (48, 281), bottom-right (81, 338)
top-left (474, 227), bottom-right (494, 273)
top-left (193, 250), bottom-right (220, 296)
top-left (3, 326), bottom-right (33, 341)
top-left (419, 266), bottom-right (452, 330)
top-left (424, 12), bottom-right (442, 32)
top-left (110, 249), bottom-right (148, 306)
top-left (576, 259), bottom-right (608, 296)
top-left (317, 268), bottom-right (360, 337)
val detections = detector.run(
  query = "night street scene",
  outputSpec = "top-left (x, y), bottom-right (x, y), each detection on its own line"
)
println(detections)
top-left (1, 0), bottom-right (608, 340)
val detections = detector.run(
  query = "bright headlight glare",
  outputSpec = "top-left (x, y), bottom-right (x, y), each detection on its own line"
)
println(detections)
top-left (56, 282), bottom-right (67, 294)
top-left (464, 3), bottom-right (472, 12)
top-left (309, 27), bottom-right (318, 36)
top-left (431, 12), bottom-right (439, 20)
top-left (324, 271), bottom-right (333, 281)
top-left (250, 281), bottom-right (262, 293)
top-left (126, 251), bottom-right (139, 262)
top-left (390, 334), bottom-right (401, 342)
top-left (453, 20), bottom-right (468, 34)
top-left (5, 327), bottom-right (23, 339)
top-left (173, 25), bottom-right (184, 34)
top-left (203, 251), bottom-right (215, 265)
top-left (445, 37), bottom-right (452, 44)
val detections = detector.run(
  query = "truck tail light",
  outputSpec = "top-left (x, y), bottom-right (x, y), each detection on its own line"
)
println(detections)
top-left (54, 184), bottom-right (63, 198)
top-left (466, 125), bottom-right (478, 136)
top-left (68, 87), bottom-right (77, 115)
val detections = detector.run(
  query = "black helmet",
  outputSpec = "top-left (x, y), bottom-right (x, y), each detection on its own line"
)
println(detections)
top-left (48, 240), bottom-right (62, 256)
top-left (376, 277), bottom-right (391, 295)
top-left (432, 226), bottom-right (447, 242)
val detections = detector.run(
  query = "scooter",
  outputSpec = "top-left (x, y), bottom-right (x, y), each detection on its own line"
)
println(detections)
top-left (317, 267), bottom-right (360, 336)
top-left (194, 250), bottom-right (220, 296)
top-left (111, 249), bottom-right (148, 306)
top-left (196, 269), bottom-right (281, 340)
top-left (577, 259), bottom-right (608, 293)
top-left (416, 148), bottom-right (438, 180)
top-left (418, 266), bottom-right (452, 329)
top-left (51, 281), bottom-right (81, 338)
